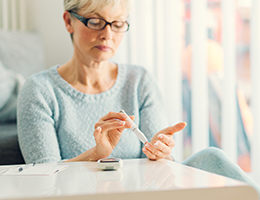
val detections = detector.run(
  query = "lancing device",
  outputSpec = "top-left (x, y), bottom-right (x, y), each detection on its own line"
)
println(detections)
top-left (119, 110), bottom-right (148, 144)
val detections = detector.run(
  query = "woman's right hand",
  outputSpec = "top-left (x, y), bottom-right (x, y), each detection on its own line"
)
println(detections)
top-left (92, 111), bottom-right (134, 160)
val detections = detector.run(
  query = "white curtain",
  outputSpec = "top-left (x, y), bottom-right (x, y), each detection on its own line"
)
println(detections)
top-left (112, 0), bottom-right (185, 161)
top-left (0, 0), bottom-right (27, 31)
top-left (250, 0), bottom-right (260, 183)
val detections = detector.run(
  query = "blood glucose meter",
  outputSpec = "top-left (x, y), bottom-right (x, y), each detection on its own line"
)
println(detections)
top-left (97, 158), bottom-right (123, 170)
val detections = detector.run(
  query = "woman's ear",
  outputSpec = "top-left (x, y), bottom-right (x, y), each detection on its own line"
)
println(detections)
top-left (63, 11), bottom-right (74, 34)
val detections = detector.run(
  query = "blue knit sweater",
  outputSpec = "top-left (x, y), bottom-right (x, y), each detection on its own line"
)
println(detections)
top-left (17, 64), bottom-right (169, 163)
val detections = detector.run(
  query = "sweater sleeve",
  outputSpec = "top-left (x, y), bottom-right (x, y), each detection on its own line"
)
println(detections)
top-left (137, 70), bottom-right (170, 158)
top-left (17, 76), bottom-right (61, 163)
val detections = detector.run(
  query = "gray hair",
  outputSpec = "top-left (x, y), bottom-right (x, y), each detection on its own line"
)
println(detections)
top-left (64, 0), bottom-right (132, 16)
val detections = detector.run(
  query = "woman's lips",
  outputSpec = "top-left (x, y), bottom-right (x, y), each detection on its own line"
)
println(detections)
top-left (95, 45), bottom-right (111, 52)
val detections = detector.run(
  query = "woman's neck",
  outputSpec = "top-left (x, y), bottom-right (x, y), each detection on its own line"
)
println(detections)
top-left (57, 58), bottom-right (118, 94)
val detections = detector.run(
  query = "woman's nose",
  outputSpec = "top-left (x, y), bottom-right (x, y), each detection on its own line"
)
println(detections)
top-left (99, 24), bottom-right (113, 40)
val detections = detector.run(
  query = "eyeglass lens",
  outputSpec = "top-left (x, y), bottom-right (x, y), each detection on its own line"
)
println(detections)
top-left (87, 18), bottom-right (128, 32)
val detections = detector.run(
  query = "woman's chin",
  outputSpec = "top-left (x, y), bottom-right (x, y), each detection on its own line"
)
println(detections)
top-left (92, 54), bottom-right (114, 62)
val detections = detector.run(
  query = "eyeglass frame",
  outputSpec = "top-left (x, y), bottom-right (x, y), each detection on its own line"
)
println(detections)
top-left (68, 11), bottom-right (130, 33)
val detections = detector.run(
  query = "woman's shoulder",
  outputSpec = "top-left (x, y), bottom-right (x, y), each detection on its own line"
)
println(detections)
top-left (23, 66), bottom-right (57, 88)
top-left (119, 64), bottom-right (152, 81)
top-left (19, 66), bottom-right (58, 98)
top-left (121, 64), bottom-right (147, 73)
top-left (117, 63), bottom-right (159, 94)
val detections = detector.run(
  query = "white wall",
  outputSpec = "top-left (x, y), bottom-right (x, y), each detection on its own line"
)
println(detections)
top-left (26, 0), bottom-right (73, 68)
top-left (24, 0), bottom-right (130, 69)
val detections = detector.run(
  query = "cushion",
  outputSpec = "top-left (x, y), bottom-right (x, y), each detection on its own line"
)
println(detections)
top-left (0, 61), bottom-right (24, 123)
top-left (0, 61), bottom-right (16, 110)
top-left (0, 123), bottom-right (25, 165)
top-left (0, 30), bottom-right (44, 165)
top-left (0, 30), bottom-right (45, 78)
top-left (0, 30), bottom-right (45, 123)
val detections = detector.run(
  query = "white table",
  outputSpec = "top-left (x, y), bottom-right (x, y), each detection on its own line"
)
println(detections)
top-left (0, 159), bottom-right (258, 200)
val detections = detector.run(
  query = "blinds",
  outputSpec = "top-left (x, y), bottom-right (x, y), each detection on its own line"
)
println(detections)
top-left (190, 0), bottom-right (209, 154)
top-left (250, 0), bottom-right (260, 183)
top-left (113, 0), bottom-right (260, 182)
top-left (0, 0), bottom-right (27, 31)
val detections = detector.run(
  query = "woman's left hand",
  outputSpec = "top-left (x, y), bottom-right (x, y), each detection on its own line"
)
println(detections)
top-left (142, 122), bottom-right (186, 161)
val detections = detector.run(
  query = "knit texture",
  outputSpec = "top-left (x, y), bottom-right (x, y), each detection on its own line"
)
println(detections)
top-left (17, 64), bottom-right (169, 163)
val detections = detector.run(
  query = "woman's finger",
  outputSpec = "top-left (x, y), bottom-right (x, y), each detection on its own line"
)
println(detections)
top-left (158, 122), bottom-right (186, 136)
top-left (95, 119), bottom-right (126, 129)
top-left (153, 140), bottom-right (172, 155)
top-left (99, 111), bottom-right (128, 122)
top-left (129, 115), bottom-right (135, 121)
top-left (142, 146), bottom-right (157, 161)
top-left (157, 134), bottom-right (176, 148)
top-left (93, 126), bottom-right (102, 140)
top-left (144, 143), bottom-right (165, 159)
top-left (100, 120), bottom-right (126, 132)
top-left (117, 115), bottom-right (135, 132)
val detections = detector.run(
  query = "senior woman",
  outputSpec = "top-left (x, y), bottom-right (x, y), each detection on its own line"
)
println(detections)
top-left (17, 0), bottom-right (260, 195)
top-left (18, 0), bottom-right (180, 163)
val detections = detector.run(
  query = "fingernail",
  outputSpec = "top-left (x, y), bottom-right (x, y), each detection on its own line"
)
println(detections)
top-left (158, 134), bottom-right (163, 139)
top-left (96, 126), bottom-right (101, 131)
top-left (145, 143), bottom-right (150, 148)
top-left (154, 141), bottom-right (159, 146)
top-left (118, 121), bottom-right (125, 126)
top-left (143, 147), bottom-right (146, 152)
top-left (126, 122), bottom-right (132, 126)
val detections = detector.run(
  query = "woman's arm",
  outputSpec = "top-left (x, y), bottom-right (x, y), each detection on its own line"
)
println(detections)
top-left (137, 69), bottom-right (186, 161)
top-left (18, 76), bottom-right (134, 163)
top-left (65, 112), bottom-right (134, 162)
top-left (17, 77), bottom-right (61, 163)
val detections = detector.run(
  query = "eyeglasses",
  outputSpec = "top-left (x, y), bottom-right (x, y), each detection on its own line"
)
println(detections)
top-left (69, 11), bottom-right (130, 33)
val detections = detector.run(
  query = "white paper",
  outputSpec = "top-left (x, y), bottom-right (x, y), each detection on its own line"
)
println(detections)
top-left (0, 169), bottom-right (7, 175)
top-left (1, 164), bottom-right (68, 176)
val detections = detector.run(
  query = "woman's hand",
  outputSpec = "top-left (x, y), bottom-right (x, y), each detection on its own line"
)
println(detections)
top-left (92, 111), bottom-right (134, 160)
top-left (142, 122), bottom-right (186, 161)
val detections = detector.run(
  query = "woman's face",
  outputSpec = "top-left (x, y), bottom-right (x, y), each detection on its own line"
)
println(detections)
top-left (70, 5), bottom-right (127, 63)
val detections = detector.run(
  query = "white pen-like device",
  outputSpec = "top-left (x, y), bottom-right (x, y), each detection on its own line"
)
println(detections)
top-left (119, 110), bottom-right (148, 144)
